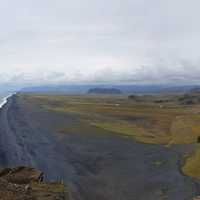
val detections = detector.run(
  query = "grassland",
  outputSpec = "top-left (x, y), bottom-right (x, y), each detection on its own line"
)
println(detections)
top-left (19, 93), bottom-right (200, 179)
top-left (182, 145), bottom-right (200, 179)
top-left (20, 94), bottom-right (200, 144)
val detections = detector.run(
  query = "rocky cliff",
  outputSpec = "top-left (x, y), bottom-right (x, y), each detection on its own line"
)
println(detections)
top-left (0, 166), bottom-right (69, 200)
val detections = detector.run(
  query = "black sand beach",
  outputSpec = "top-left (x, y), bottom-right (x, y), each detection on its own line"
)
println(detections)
top-left (0, 94), bottom-right (199, 199)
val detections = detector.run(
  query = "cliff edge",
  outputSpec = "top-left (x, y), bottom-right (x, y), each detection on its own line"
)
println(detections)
top-left (0, 166), bottom-right (69, 200)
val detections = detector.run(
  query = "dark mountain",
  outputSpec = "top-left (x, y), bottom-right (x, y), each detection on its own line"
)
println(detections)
top-left (88, 88), bottom-right (122, 94)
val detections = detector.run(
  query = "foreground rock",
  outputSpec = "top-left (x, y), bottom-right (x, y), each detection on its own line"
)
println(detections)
top-left (0, 166), bottom-right (69, 200)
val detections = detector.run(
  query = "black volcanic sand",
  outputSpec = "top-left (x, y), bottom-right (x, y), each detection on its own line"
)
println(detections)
top-left (0, 95), bottom-right (199, 200)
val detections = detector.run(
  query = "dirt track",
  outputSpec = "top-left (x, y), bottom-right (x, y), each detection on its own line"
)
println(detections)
top-left (0, 95), bottom-right (199, 200)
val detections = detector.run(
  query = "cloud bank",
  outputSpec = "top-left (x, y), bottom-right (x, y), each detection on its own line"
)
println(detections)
top-left (0, 0), bottom-right (199, 85)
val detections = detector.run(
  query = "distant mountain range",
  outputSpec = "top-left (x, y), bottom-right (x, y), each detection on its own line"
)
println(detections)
top-left (20, 84), bottom-right (200, 95)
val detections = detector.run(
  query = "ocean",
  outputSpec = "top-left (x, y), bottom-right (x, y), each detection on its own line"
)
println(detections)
top-left (0, 93), bottom-right (13, 108)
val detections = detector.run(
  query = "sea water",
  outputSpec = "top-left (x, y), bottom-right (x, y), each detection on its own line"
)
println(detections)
top-left (0, 93), bottom-right (14, 108)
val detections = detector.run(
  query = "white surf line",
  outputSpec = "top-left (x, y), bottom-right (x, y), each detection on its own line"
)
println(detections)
top-left (0, 93), bottom-right (15, 108)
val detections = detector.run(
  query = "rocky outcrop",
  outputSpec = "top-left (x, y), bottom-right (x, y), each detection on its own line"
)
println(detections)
top-left (0, 166), bottom-right (69, 200)
top-left (193, 196), bottom-right (200, 200)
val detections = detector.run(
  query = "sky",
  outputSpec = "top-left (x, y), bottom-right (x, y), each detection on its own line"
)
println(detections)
top-left (0, 0), bottom-right (200, 86)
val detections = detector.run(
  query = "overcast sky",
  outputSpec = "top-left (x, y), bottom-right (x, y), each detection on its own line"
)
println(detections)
top-left (0, 0), bottom-right (200, 85)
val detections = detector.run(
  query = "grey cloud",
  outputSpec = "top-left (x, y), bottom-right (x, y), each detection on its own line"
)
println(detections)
top-left (0, 0), bottom-right (198, 85)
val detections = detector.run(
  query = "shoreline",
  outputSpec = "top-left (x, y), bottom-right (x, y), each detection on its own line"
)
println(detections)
top-left (0, 93), bottom-right (16, 109)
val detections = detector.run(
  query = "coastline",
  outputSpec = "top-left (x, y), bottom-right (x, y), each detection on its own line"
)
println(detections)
top-left (0, 93), bottom-right (15, 108)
